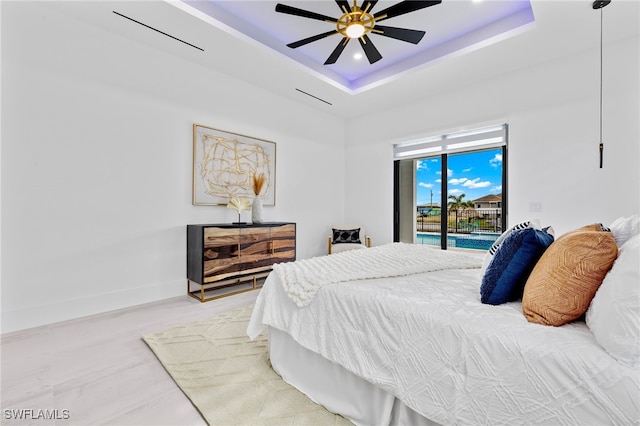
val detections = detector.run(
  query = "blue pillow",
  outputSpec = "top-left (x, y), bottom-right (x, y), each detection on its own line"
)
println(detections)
top-left (481, 227), bottom-right (554, 305)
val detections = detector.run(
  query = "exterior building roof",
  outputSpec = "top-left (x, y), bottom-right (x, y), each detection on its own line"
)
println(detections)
top-left (473, 193), bottom-right (502, 203)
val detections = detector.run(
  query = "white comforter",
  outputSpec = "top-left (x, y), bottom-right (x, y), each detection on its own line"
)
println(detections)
top-left (248, 249), bottom-right (640, 425)
top-left (274, 243), bottom-right (481, 307)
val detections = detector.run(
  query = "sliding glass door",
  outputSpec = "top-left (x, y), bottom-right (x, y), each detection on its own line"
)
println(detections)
top-left (394, 125), bottom-right (508, 250)
top-left (445, 148), bottom-right (504, 249)
top-left (415, 155), bottom-right (442, 236)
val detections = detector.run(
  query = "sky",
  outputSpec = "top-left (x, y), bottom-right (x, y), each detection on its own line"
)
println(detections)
top-left (416, 148), bottom-right (503, 206)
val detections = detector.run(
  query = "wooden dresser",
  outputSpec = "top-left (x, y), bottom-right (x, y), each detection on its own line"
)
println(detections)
top-left (186, 222), bottom-right (296, 302)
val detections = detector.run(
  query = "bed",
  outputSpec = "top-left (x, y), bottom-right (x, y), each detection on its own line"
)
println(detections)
top-left (247, 218), bottom-right (640, 425)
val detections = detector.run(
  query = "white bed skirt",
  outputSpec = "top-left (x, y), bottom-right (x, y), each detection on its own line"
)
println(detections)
top-left (269, 327), bottom-right (439, 426)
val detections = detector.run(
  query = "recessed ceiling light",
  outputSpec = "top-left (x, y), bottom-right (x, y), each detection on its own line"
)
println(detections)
top-left (354, 52), bottom-right (363, 60)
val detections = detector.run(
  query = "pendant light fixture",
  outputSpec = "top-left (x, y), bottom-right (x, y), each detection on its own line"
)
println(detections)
top-left (593, 0), bottom-right (610, 168)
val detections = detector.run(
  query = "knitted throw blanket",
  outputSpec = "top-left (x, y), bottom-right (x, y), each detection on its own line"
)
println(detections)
top-left (273, 242), bottom-right (482, 307)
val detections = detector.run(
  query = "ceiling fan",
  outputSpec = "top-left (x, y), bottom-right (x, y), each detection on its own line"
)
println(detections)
top-left (275, 0), bottom-right (442, 65)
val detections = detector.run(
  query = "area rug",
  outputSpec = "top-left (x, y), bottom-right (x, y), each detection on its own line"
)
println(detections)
top-left (143, 305), bottom-right (351, 425)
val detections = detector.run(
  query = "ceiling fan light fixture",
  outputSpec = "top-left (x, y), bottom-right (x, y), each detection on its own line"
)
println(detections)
top-left (276, 0), bottom-right (442, 65)
top-left (346, 22), bottom-right (366, 38)
top-left (336, 6), bottom-right (375, 39)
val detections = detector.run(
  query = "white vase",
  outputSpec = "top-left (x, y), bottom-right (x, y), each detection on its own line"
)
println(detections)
top-left (252, 196), bottom-right (263, 223)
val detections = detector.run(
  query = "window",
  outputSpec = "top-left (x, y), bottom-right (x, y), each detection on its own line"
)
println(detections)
top-left (393, 124), bottom-right (508, 250)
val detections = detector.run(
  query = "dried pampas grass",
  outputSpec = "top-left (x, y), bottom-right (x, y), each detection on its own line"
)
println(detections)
top-left (253, 173), bottom-right (266, 196)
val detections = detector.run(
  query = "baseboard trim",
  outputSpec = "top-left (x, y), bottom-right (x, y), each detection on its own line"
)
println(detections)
top-left (1, 279), bottom-right (185, 334)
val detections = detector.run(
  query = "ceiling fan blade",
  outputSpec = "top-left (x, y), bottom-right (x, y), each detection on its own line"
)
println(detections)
top-left (287, 30), bottom-right (339, 48)
top-left (358, 34), bottom-right (382, 64)
top-left (374, 25), bottom-right (425, 44)
top-left (325, 38), bottom-right (350, 65)
top-left (374, 1), bottom-right (441, 22)
top-left (335, 0), bottom-right (352, 13)
top-left (275, 4), bottom-right (338, 23)
top-left (361, 1), bottom-right (379, 14)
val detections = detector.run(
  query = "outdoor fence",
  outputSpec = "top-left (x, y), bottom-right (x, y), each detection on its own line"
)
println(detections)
top-left (417, 208), bottom-right (503, 234)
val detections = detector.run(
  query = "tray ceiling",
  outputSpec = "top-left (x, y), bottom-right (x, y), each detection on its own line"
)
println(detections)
top-left (43, 1), bottom-right (638, 117)
top-left (178, 0), bottom-right (535, 93)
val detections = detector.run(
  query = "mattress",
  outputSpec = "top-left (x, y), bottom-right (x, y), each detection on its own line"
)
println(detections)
top-left (248, 253), bottom-right (640, 425)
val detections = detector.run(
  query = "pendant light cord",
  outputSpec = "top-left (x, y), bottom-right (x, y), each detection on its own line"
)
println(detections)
top-left (593, 0), bottom-right (610, 168)
top-left (599, 6), bottom-right (603, 145)
top-left (599, 6), bottom-right (604, 168)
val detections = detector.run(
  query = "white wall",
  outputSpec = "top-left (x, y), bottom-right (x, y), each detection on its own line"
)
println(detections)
top-left (1, 2), bottom-right (346, 332)
top-left (3, 1), bottom-right (639, 333)
top-left (345, 35), bottom-right (639, 244)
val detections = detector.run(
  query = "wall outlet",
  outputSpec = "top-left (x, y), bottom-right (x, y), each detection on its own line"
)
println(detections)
top-left (529, 202), bottom-right (542, 213)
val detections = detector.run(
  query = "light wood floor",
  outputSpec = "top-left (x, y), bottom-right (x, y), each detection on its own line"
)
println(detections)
top-left (1, 290), bottom-right (259, 425)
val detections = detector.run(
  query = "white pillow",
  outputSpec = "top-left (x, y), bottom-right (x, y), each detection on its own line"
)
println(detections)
top-left (609, 214), bottom-right (640, 247)
top-left (586, 234), bottom-right (640, 367)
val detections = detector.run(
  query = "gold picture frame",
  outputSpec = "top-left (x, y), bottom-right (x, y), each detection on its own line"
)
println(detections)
top-left (192, 124), bottom-right (276, 206)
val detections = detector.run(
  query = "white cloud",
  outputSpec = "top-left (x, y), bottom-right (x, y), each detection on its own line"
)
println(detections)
top-left (449, 189), bottom-right (463, 195)
top-left (492, 185), bottom-right (503, 192)
top-left (417, 160), bottom-right (429, 170)
top-left (448, 178), bottom-right (468, 185)
top-left (463, 178), bottom-right (491, 189)
top-left (418, 182), bottom-right (433, 188)
top-left (463, 167), bottom-right (473, 173)
top-left (490, 153), bottom-right (502, 168)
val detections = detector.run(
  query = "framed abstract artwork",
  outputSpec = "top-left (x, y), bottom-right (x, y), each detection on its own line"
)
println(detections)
top-left (192, 124), bottom-right (276, 206)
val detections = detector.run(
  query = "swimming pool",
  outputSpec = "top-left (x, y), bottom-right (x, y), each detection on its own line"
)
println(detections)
top-left (416, 232), bottom-right (500, 251)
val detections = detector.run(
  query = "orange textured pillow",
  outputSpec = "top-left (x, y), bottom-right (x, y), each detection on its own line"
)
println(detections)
top-left (522, 224), bottom-right (618, 326)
